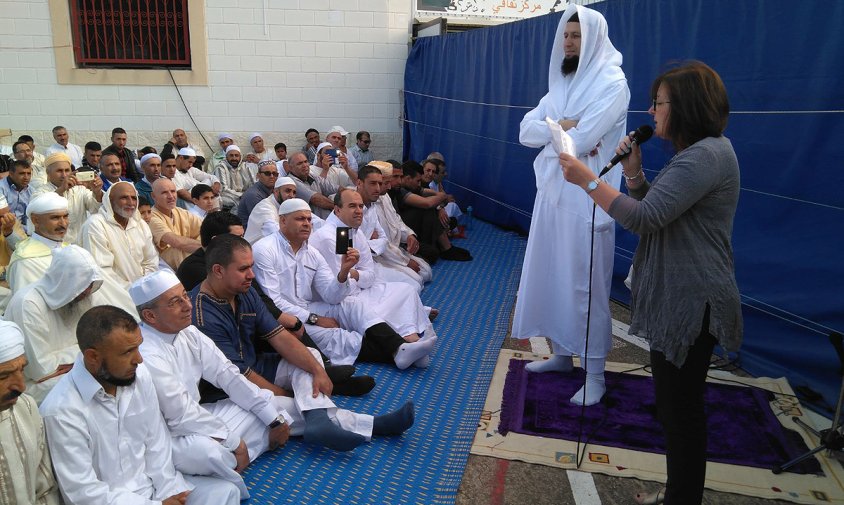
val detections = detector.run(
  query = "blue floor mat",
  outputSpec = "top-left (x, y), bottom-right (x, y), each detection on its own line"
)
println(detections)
top-left (242, 220), bottom-right (527, 504)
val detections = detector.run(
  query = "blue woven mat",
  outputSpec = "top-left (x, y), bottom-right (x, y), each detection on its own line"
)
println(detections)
top-left (242, 219), bottom-right (527, 504)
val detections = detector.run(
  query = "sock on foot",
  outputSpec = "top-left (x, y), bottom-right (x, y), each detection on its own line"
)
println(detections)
top-left (394, 336), bottom-right (437, 370)
top-left (570, 373), bottom-right (606, 406)
top-left (303, 409), bottom-right (366, 451)
top-left (373, 401), bottom-right (415, 435)
top-left (525, 354), bottom-right (573, 373)
top-left (412, 355), bottom-right (431, 368)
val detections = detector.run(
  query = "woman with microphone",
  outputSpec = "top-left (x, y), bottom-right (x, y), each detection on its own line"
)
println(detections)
top-left (559, 61), bottom-right (742, 505)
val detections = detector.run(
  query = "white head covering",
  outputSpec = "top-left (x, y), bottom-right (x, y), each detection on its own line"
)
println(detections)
top-left (25, 192), bottom-right (69, 236)
top-left (177, 147), bottom-right (197, 157)
top-left (103, 181), bottom-right (142, 223)
top-left (316, 141), bottom-right (333, 155)
top-left (140, 153), bottom-right (161, 166)
top-left (33, 245), bottom-right (103, 310)
top-left (225, 145), bottom-right (241, 154)
top-left (249, 133), bottom-right (263, 143)
top-left (129, 271), bottom-right (182, 306)
top-left (0, 321), bottom-right (25, 364)
top-left (274, 176), bottom-right (296, 189)
top-left (218, 132), bottom-right (233, 142)
top-left (278, 198), bottom-right (311, 215)
top-left (327, 125), bottom-right (349, 136)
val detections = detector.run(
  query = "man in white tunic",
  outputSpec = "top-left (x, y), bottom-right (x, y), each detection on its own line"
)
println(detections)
top-left (6, 245), bottom-right (134, 403)
top-left (310, 141), bottom-right (357, 189)
top-left (310, 190), bottom-right (433, 341)
top-left (514, 5), bottom-right (630, 406)
top-left (40, 305), bottom-right (240, 505)
top-left (325, 126), bottom-right (358, 172)
top-left (81, 181), bottom-right (158, 288)
top-left (212, 145), bottom-right (254, 211)
top-left (253, 199), bottom-right (436, 368)
top-left (244, 176), bottom-right (324, 244)
top-left (45, 126), bottom-right (83, 169)
top-left (0, 321), bottom-right (61, 505)
top-left (172, 147), bottom-right (221, 209)
top-left (33, 152), bottom-right (102, 245)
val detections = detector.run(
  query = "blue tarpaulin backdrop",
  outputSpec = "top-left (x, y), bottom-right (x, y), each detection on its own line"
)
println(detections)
top-left (403, 0), bottom-right (844, 408)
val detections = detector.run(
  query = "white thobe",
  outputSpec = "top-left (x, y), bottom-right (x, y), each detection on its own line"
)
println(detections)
top-left (81, 205), bottom-right (159, 289)
top-left (0, 394), bottom-right (61, 505)
top-left (361, 202), bottom-right (424, 292)
top-left (373, 195), bottom-right (433, 286)
top-left (310, 163), bottom-right (355, 190)
top-left (244, 195), bottom-right (324, 245)
top-left (252, 232), bottom-right (375, 365)
top-left (46, 142), bottom-right (84, 168)
top-left (173, 168), bottom-right (220, 210)
top-left (310, 214), bottom-right (430, 337)
top-left (40, 358), bottom-right (240, 505)
top-left (32, 182), bottom-right (101, 245)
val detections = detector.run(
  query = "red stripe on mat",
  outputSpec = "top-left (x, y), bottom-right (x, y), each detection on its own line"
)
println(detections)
top-left (490, 459), bottom-right (510, 505)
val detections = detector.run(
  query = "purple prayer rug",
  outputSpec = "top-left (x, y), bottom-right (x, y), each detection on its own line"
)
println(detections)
top-left (499, 359), bottom-right (822, 474)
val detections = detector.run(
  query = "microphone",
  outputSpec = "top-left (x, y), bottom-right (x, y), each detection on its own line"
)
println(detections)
top-left (598, 125), bottom-right (654, 177)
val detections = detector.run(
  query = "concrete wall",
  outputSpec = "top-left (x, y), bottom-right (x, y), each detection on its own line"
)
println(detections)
top-left (0, 0), bottom-right (412, 161)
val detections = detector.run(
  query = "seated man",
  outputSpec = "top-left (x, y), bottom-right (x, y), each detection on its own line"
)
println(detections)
top-left (211, 133), bottom-right (234, 167)
top-left (173, 148), bottom-right (220, 209)
top-left (191, 235), bottom-right (414, 451)
top-left (311, 142), bottom-right (357, 189)
top-left (396, 161), bottom-right (471, 262)
top-left (422, 157), bottom-right (462, 224)
top-left (98, 152), bottom-right (131, 192)
top-left (101, 127), bottom-right (140, 182)
top-left (189, 184), bottom-right (216, 221)
top-left (349, 131), bottom-right (374, 167)
top-left (161, 129), bottom-right (206, 169)
top-left (40, 306), bottom-right (240, 505)
top-left (237, 159), bottom-right (279, 226)
top-left (0, 159), bottom-right (34, 233)
top-left (253, 198), bottom-right (435, 369)
top-left (310, 190), bottom-right (434, 342)
top-left (176, 211), bottom-right (244, 292)
top-left (244, 176), bottom-right (321, 245)
top-left (0, 321), bottom-right (61, 504)
top-left (356, 165), bottom-right (430, 291)
top-left (302, 128), bottom-right (320, 165)
top-left (80, 141), bottom-right (102, 172)
top-left (149, 178), bottom-right (202, 270)
top-left (12, 139), bottom-right (46, 185)
top-left (212, 145), bottom-right (253, 211)
top-left (325, 126), bottom-right (358, 171)
top-left (134, 152), bottom-right (162, 204)
top-left (369, 161), bottom-right (433, 288)
top-left (5, 246), bottom-right (117, 403)
top-left (45, 126), bottom-right (83, 168)
top-left (286, 152), bottom-right (336, 220)
top-left (34, 152), bottom-right (103, 245)
top-left (81, 181), bottom-right (158, 288)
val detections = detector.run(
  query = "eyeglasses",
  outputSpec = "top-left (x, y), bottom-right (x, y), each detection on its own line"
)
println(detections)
top-left (652, 99), bottom-right (671, 110)
top-left (361, 140), bottom-right (371, 144)
top-left (161, 292), bottom-right (191, 309)
top-left (259, 171), bottom-right (279, 177)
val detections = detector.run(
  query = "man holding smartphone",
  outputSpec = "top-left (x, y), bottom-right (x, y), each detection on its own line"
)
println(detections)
top-left (33, 152), bottom-right (102, 245)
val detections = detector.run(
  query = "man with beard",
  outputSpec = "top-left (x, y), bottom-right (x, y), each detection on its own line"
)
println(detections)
top-left (98, 152), bottom-right (130, 192)
top-left (33, 152), bottom-right (103, 245)
top-left (5, 246), bottom-right (113, 403)
top-left (244, 176), bottom-right (321, 245)
top-left (514, 6), bottom-right (629, 406)
top-left (0, 321), bottom-right (61, 504)
top-left (81, 181), bottom-right (158, 288)
top-left (237, 159), bottom-right (279, 226)
top-left (40, 305), bottom-right (241, 505)
top-left (212, 145), bottom-right (254, 211)
top-left (211, 133), bottom-right (235, 167)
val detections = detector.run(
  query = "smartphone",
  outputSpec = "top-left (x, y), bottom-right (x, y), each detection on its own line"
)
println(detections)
top-left (76, 169), bottom-right (96, 182)
top-left (325, 148), bottom-right (339, 163)
top-left (335, 226), bottom-right (353, 254)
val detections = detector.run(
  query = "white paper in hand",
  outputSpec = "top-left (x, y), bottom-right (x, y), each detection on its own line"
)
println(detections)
top-left (545, 117), bottom-right (576, 157)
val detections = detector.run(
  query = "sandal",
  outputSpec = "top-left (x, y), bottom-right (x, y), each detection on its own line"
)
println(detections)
top-left (634, 488), bottom-right (665, 505)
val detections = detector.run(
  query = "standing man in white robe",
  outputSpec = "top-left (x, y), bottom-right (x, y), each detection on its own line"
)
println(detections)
top-left (0, 321), bottom-right (61, 504)
top-left (514, 5), bottom-right (630, 406)
top-left (81, 181), bottom-right (158, 288)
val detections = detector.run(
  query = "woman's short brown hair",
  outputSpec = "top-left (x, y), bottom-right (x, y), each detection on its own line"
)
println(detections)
top-left (651, 61), bottom-right (730, 151)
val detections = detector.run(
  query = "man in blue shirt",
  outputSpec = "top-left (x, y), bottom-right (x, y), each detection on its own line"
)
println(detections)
top-left (0, 160), bottom-right (33, 227)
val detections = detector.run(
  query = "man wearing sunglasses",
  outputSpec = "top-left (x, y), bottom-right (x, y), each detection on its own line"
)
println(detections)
top-left (349, 131), bottom-right (374, 168)
top-left (237, 160), bottom-right (279, 226)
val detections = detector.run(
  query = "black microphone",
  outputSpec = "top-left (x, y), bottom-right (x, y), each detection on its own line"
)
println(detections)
top-left (598, 125), bottom-right (654, 177)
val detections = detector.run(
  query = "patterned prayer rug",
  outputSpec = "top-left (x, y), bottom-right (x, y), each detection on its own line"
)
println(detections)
top-left (241, 220), bottom-right (527, 504)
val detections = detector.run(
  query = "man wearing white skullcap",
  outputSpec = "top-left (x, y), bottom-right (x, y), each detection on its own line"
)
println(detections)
top-left (326, 125), bottom-right (358, 171)
top-left (244, 176), bottom-right (323, 245)
top-left (6, 245), bottom-right (136, 403)
top-left (81, 181), bottom-right (158, 288)
top-left (0, 320), bottom-right (61, 504)
top-left (244, 133), bottom-right (275, 165)
top-left (211, 132), bottom-right (235, 167)
top-left (311, 141), bottom-right (357, 190)
top-left (173, 147), bottom-right (221, 209)
top-left (32, 152), bottom-right (103, 245)
top-left (253, 198), bottom-right (436, 369)
top-left (212, 145), bottom-right (254, 211)
top-left (40, 305), bottom-right (240, 505)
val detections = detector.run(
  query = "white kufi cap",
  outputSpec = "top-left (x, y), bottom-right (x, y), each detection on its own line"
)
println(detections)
top-left (218, 132), bottom-right (233, 142)
top-left (249, 132), bottom-right (263, 142)
top-left (278, 198), bottom-right (311, 215)
top-left (177, 147), bottom-right (196, 157)
top-left (0, 321), bottom-right (25, 363)
top-left (128, 270), bottom-right (182, 306)
top-left (140, 153), bottom-right (161, 166)
top-left (225, 145), bottom-right (241, 154)
top-left (274, 176), bottom-right (295, 189)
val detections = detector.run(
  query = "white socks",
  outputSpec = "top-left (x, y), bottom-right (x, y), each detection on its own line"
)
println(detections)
top-left (394, 336), bottom-right (437, 370)
top-left (525, 354), bottom-right (573, 373)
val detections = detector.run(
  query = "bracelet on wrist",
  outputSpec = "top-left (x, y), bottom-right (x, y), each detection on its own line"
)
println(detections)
top-left (623, 169), bottom-right (644, 181)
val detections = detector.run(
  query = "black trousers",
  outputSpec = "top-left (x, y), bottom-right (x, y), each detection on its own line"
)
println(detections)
top-left (650, 310), bottom-right (717, 505)
top-left (357, 322), bottom-right (405, 364)
top-left (399, 206), bottom-right (443, 264)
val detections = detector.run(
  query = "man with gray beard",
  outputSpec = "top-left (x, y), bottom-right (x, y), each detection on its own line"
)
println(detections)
top-left (5, 246), bottom-right (118, 404)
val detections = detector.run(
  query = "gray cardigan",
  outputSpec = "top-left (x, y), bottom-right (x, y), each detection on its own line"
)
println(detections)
top-left (608, 136), bottom-right (742, 367)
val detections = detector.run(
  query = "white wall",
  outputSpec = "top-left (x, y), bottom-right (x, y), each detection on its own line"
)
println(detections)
top-left (0, 0), bottom-right (412, 160)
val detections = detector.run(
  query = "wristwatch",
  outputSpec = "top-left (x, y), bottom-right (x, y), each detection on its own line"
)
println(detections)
top-left (289, 318), bottom-right (303, 332)
top-left (307, 313), bottom-right (319, 325)
top-left (269, 415), bottom-right (286, 429)
top-left (585, 178), bottom-right (602, 194)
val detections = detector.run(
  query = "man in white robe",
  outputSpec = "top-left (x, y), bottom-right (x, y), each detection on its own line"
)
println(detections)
top-left (253, 199), bottom-right (436, 368)
top-left (310, 190), bottom-right (433, 341)
top-left (45, 126), bottom-right (84, 168)
top-left (245, 176), bottom-right (324, 245)
top-left (173, 147), bottom-right (221, 209)
top-left (81, 181), bottom-right (158, 288)
top-left (212, 145), bottom-right (254, 211)
top-left (33, 152), bottom-right (102, 245)
top-left (0, 321), bottom-right (61, 504)
top-left (514, 5), bottom-right (630, 406)
top-left (40, 305), bottom-right (240, 504)
top-left (325, 126), bottom-right (358, 172)
top-left (5, 246), bottom-right (135, 403)
top-left (370, 162), bottom-right (433, 288)
top-left (310, 141), bottom-right (357, 189)
top-left (211, 132), bottom-right (234, 167)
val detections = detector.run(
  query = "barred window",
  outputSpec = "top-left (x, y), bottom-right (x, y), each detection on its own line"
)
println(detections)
top-left (69, 0), bottom-right (191, 68)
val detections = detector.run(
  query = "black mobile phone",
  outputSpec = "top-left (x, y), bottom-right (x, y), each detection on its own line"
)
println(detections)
top-left (335, 227), bottom-right (353, 254)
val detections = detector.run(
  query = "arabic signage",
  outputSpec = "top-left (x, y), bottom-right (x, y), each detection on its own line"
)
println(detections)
top-left (415, 0), bottom-right (564, 21)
